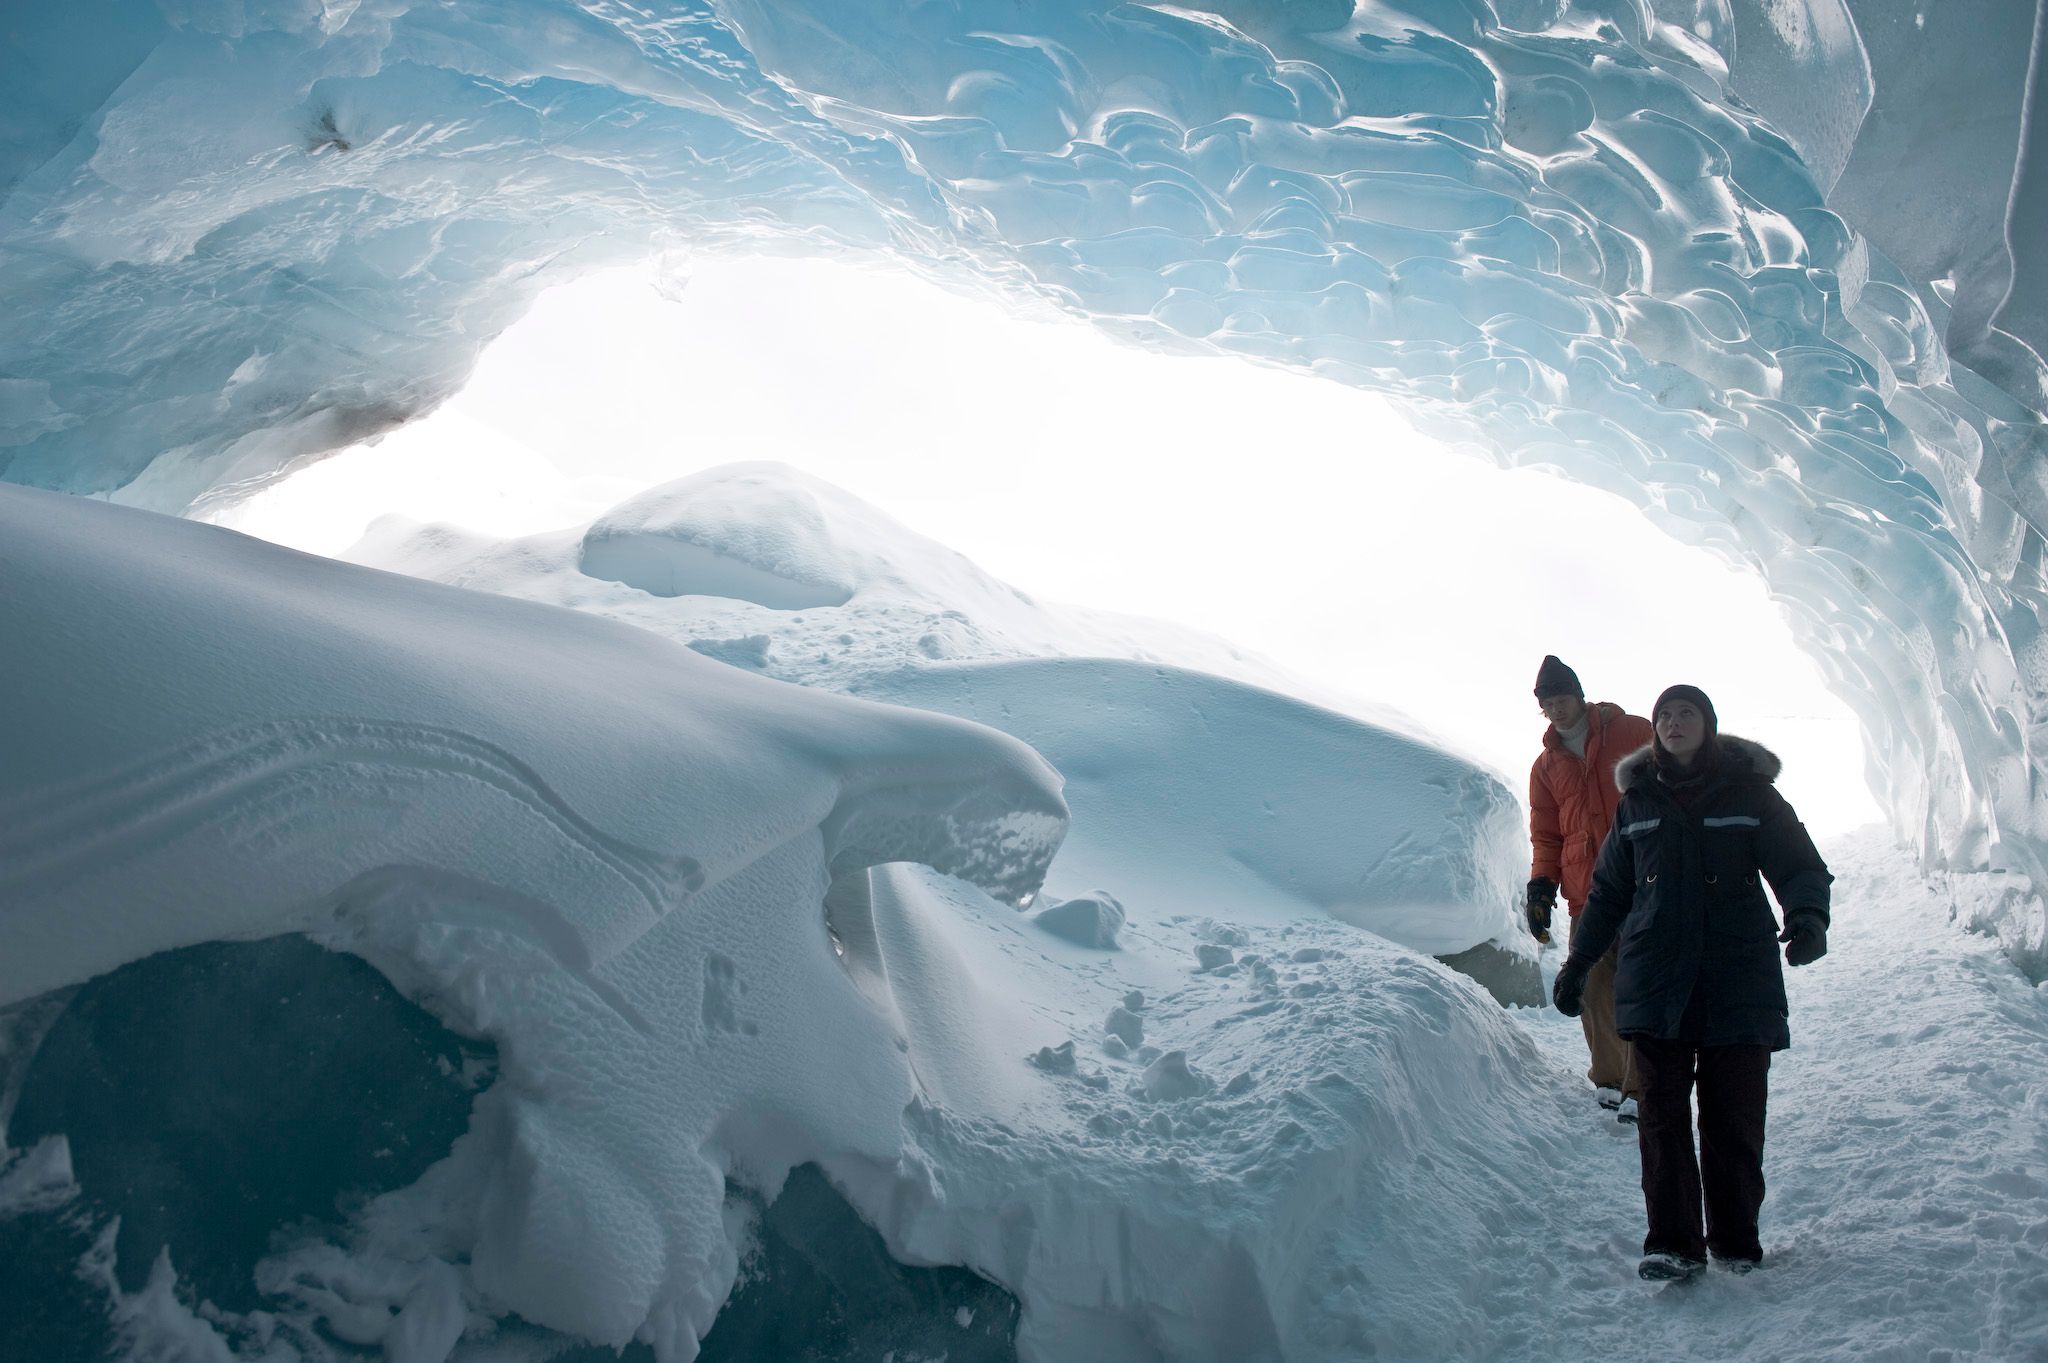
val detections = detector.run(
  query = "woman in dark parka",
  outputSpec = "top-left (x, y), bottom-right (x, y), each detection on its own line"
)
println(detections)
top-left (1552, 684), bottom-right (1833, 1281)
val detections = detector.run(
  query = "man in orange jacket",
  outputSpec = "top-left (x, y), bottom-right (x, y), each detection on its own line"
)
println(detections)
top-left (1527, 655), bottom-right (1655, 1120)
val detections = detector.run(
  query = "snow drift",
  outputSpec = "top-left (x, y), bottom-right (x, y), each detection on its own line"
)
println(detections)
top-left (0, 467), bottom-right (1543, 1361)
top-left (347, 461), bottom-right (1534, 979)
top-left (0, 480), bottom-right (1070, 1356)
top-left (0, 482), bottom-right (1066, 1005)
top-left (862, 657), bottom-right (1523, 957)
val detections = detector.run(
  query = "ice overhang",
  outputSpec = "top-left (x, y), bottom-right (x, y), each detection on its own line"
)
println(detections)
top-left (1, 0), bottom-right (2045, 877)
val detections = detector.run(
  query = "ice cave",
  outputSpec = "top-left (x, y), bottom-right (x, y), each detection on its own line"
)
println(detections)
top-left (3, 2), bottom-right (2047, 1361)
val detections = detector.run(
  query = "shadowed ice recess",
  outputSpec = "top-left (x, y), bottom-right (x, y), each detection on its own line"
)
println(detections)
top-left (0, 938), bottom-right (1020, 1363)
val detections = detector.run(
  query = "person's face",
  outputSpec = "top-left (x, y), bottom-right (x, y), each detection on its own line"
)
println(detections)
top-left (1538, 693), bottom-right (1586, 729)
top-left (1656, 700), bottom-right (1707, 762)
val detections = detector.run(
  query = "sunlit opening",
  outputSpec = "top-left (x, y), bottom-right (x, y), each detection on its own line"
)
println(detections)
top-left (217, 256), bottom-right (1883, 836)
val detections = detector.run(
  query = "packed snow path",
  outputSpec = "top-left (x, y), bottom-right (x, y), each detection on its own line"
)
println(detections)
top-left (1502, 828), bottom-right (2048, 1363)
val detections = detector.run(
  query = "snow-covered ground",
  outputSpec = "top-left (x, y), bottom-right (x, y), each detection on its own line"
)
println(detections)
top-left (4, 463), bottom-right (2047, 1363)
top-left (306, 465), bottom-right (2048, 1360)
top-left (1505, 827), bottom-right (2048, 1363)
top-left (0, 465), bottom-right (1533, 1362)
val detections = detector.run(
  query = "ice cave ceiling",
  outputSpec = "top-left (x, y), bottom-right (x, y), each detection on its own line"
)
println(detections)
top-left (1, 0), bottom-right (2045, 874)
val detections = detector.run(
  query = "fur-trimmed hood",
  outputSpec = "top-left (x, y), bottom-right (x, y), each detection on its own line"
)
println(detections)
top-left (1613, 733), bottom-right (1783, 793)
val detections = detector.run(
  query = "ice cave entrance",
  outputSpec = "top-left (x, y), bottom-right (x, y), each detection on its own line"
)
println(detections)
top-left (216, 254), bottom-right (1882, 834)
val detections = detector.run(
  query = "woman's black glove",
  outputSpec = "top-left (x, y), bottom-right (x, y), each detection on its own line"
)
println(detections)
top-left (1526, 877), bottom-right (1558, 944)
top-left (1779, 910), bottom-right (1828, 967)
top-left (1552, 956), bottom-right (1591, 1016)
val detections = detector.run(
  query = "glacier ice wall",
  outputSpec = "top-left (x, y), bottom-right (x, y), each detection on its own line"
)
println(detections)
top-left (3, 0), bottom-right (2047, 876)
top-left (1826, 0), bottom-right (2047, 397)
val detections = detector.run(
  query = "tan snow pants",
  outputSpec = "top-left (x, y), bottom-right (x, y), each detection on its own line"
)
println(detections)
top-left (1570, 911), bottom-right (1638, 1099)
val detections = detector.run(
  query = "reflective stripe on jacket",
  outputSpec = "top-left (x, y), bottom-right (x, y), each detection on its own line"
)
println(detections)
top-left (1568, 735), bottom-right (1833, 1051)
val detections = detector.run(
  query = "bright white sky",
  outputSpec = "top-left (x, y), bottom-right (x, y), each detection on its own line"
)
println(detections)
top-left (219, 255), bottom-right (1884, 836)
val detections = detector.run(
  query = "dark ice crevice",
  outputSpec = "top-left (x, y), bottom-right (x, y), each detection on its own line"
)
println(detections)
top-left (2, 934), bottom-right (492, 1339)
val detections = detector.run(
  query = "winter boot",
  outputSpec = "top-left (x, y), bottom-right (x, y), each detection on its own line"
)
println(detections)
top-left (1615, 1096), bottom-right (1639, 1125)
top-left (1595, 1085), bottom-right (1623, 1110)
top-left (1637, 1252), bottom-right (1706, 1282)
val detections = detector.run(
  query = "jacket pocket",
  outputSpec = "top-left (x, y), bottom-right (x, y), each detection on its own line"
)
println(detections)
top-left (1701, 818), bottom-right (1762, 895)
top-left (1621, 817), bottom-right (1663, 888)
top-left (1706, 879), bottom-right (1775, 940)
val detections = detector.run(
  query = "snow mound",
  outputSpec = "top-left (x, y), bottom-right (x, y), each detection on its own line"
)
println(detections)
top-left (861, 657), bottom-right (1527, 963)
top-left (0, 481), bottom-right (1070, 1358)
top-left (347, 459), bottom-right (1102, 686)
top-left (0, 468), bottom-right (1542, 1363)
top-left (835, 874), bottom-right (1571, 1363)
top-left (0, 484), bottom-right (1066, 1006)
top-left (578, 463), bottom-right (858, 608)
top-left (11, 493), bottom-right (2048, 1362)
top-left (351, 464), bottom-right (1528, 982)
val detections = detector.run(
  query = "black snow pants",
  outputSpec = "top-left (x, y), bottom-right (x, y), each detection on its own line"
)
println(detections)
top-left (1630, 1037), bottom-right (1771, 1263)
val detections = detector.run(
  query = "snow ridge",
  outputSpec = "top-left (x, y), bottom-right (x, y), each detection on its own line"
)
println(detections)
top-left (0, 715), bottom-right (705, 967)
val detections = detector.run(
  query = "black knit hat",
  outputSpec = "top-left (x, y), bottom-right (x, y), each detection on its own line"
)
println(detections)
top-left (1651, 684), bottom-right (1717, 735)
top-left (1533, 655), bottom-right (1583, 700)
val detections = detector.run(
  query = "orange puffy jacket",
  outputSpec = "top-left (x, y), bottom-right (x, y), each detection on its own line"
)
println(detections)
top-left (1529, 701), bottom-right (1655, 912)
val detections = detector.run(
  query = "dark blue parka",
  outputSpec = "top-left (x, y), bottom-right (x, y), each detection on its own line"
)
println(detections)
top-left (1567, 736), bottom-right (1833, 1051)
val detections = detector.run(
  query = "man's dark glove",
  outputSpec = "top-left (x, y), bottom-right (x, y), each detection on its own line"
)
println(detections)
top-left (1525, 877), bottom-right (1558, 944)
top-left (1780, 911), bottom-right (1828, 967)
top-left (1552, 956), bottom-right (1591, 1017)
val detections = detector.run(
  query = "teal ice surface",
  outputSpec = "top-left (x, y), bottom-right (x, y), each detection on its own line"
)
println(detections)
top-left (1, 1), bottom-right (2044, 882)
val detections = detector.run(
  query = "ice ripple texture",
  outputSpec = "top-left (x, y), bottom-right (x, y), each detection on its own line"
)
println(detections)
top-left (2, 1), bottom-right (2046, 876)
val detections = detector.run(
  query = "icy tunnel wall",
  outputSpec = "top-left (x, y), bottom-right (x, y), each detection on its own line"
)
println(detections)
top-left (2, 0), bottom-right (2046, 876)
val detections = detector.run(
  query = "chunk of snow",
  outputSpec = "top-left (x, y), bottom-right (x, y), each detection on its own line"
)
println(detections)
top-left (1028, 1041), bottom-right (1077, 1074)
top-left (689, 634), bottom-right (774, 669)
top-left (1138, 1051), bottom-right (1210, 1102)
top-left (0, 1137), bottom-right (78, 1218)
top-left (1030, 891), bottom-right (1126, 949)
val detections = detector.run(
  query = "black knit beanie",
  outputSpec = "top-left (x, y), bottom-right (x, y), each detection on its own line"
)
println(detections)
top-left (1651, 683), bottom-right (1717, 735)
top-left (1533, 655), bottom-right (1583, 700)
